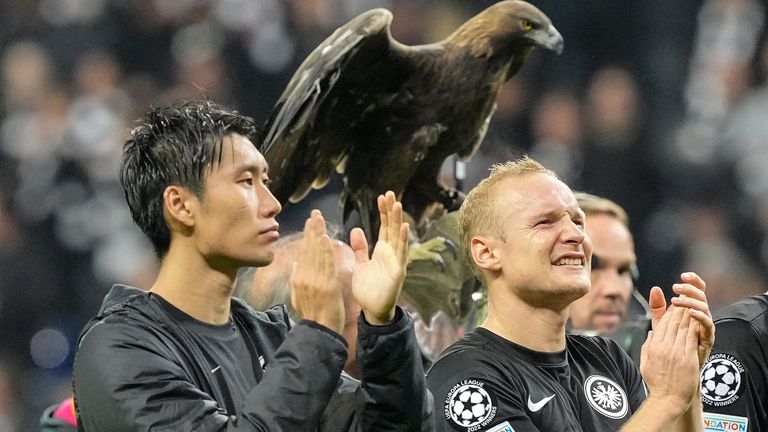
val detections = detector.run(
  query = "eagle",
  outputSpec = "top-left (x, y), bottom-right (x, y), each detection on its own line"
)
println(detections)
top-left (263, 0), bottom-right (563, 240)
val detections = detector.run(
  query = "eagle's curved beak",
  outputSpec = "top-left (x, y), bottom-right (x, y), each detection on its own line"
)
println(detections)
top-left (541, 25), bottom-right (564, 55)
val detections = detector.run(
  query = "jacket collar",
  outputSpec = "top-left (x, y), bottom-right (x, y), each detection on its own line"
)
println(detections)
top-left (98, 284), bottom-right (146, 314)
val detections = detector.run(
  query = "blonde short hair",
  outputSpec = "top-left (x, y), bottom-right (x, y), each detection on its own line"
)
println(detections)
top-left (574, 192), bottom-right (629, 226)
top-left (458, 156), bottom-right (556, 284)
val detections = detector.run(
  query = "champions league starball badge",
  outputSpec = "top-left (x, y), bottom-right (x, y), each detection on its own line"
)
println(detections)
top-left (701, 353), bottom-right (745, 407)
top-left (444, 379), bottom-right (498, 431)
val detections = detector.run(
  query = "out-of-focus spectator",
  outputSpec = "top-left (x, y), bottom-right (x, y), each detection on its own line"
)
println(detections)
top-left (1, 41), bottom-right (56, 113)
top-left (670, 0), bottom-right (764, 197)
top-left (680, 204), bottom-right (764, 312)
top-left (159, 19), bottom-right (237, 106)
top-left (580, 66), bottom-right (656, 221)
top-left (529, 89), bottom-right (583, 185)
top-left (0, 181), bottom-right (60, 370)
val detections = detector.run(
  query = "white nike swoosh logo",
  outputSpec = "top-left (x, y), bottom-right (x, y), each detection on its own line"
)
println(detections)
top-left (527, 394), bottom-right (555, 412)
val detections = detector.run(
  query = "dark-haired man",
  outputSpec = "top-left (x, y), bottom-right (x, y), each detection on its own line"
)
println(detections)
top-left (427, 156), bottom-right (714, 431)
top-left (72, 100), bottom-right (431, 431)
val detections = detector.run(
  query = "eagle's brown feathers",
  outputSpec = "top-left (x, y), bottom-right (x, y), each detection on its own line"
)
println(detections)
top-left (263, 0), bottom-right (563, 240)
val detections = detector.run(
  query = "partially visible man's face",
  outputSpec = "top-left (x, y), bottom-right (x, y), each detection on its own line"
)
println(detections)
top-left (569, 212), bottom-right (635, 333)
top-left (487, 174), bottom-right (592, 307)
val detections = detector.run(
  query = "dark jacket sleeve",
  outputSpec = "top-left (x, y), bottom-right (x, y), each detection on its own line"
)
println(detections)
top-left (318, 306), bottom-right (433, 431)
top-left (240, 320), bottom-right (348, 430)
top-left (353, 306), bottom-right (434, 431)
top-left (73, 317), bottom-right (347, 432)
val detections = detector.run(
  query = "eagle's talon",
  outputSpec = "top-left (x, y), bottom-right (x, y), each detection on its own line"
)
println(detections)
top-left (436, 237), bottom-right (458, 260)
top-left (408, 236), bottom-right (457, 272)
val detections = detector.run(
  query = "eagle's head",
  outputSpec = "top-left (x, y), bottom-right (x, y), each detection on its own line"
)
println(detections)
top-left (449, 0), bottom-right (563, 58)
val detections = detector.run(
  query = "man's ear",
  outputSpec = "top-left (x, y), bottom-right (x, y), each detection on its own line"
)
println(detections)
top-left (163, 185), bottom-right (196, 228)
top-left (471, 236), bottom-right (501, 271)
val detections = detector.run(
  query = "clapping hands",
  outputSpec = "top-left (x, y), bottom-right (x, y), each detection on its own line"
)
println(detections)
top-left (290, 191), bottom-right (410, 333)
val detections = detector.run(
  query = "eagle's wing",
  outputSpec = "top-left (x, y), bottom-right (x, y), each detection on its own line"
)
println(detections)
top-left (263, 9), bottom-right (402, 204)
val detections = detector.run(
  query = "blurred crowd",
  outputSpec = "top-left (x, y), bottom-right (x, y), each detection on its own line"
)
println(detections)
top-left (1, 0), bottom-right (767, 430)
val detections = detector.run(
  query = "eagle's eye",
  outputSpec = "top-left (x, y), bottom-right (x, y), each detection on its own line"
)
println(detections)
top-left (521, 20), bottom-right (533, 31)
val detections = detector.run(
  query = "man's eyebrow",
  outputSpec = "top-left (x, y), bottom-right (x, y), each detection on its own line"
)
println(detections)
top-left (237, 163), bottom-right (267, 174)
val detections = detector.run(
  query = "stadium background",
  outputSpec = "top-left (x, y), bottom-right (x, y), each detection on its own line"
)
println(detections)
top-left (0, 0), bottom-right (766, 430)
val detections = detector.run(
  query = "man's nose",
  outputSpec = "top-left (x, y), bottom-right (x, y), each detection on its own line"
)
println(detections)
top-left (562, 220), bottom-right (586, 244)
top-left (261, 187), bottom-right (282, 217)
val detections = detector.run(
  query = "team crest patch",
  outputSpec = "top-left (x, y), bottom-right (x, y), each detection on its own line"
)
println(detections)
top-left (583, 375), bottom-right (628, 419)
top-left (701, 353), bottom-right (745, 407)
top-left (444, 379), bottom-right (498, 431)
top-left (703, 412), bottom-right (748, 431)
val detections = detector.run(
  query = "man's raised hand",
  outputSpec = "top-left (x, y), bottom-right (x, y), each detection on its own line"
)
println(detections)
top-left (291, 209), bottom-right (345, 334)
top-left (350, 191), bottom-right (409, 325)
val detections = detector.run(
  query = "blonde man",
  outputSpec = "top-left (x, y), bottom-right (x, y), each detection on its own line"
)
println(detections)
top-left (427, 156), bottom-right (714, 432)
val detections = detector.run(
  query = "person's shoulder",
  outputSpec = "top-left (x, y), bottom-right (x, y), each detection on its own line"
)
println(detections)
top-left (715, 293), bottom-right (768, 329)
top-left (428, 331), bottom-right (528, 418)
top-left (428, 330), bottom-right (507, 377)
top-left (710, 296), bottom-right (768, 355)
top-left (78, 284), bottom-right (156, 332)
top-left (72, 306), bottom-right (179, 398)
top-left (76, 288), bottom-right (185, 361)
top-left (76, 306), bottom-right (170, 360)
top-left (436, 329), bottom-right (494, 355)
top-left (79, 287), bottom-right (155, 338)
top-left (92, 284), bottom-right (151, 316)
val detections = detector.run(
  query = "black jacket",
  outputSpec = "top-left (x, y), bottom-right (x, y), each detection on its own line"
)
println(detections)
top-left (73, 285), bottom-right (433, 431)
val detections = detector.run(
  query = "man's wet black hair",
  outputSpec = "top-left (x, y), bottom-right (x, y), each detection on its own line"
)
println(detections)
top-left (120, 100), bottom-right (263, 258)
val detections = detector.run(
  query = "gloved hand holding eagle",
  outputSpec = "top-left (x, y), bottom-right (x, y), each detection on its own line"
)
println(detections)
top-left (262, 0), bottom-right (563, 325)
